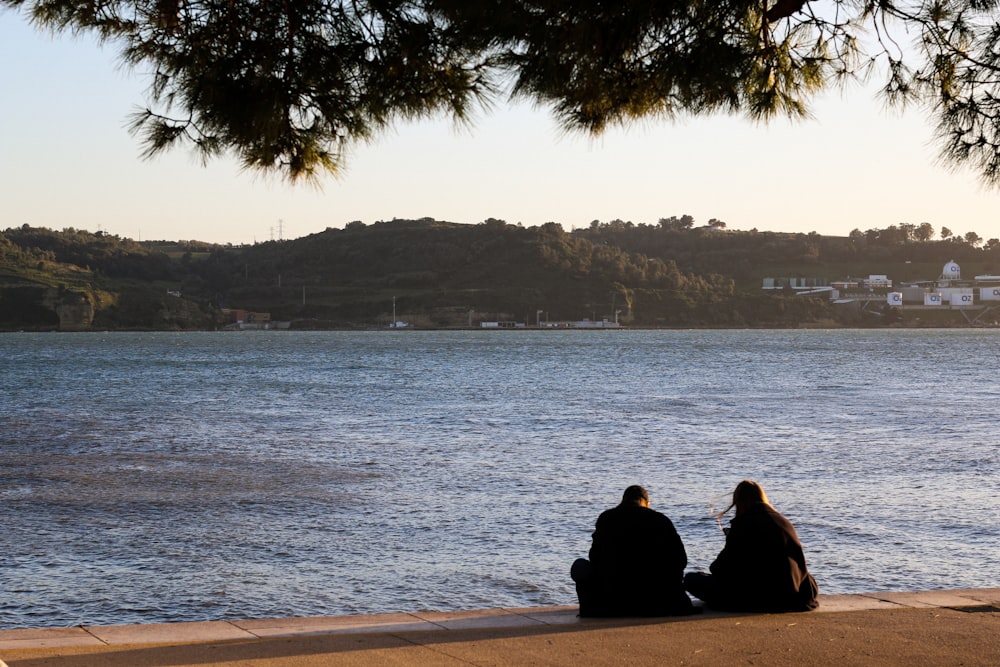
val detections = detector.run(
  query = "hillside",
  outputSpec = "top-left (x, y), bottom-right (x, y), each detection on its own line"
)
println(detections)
top-left (1, 219), bottom-right (998, 330)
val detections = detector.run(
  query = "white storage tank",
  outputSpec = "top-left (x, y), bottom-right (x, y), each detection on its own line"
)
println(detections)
top-left (924, 293), bottom-right (943, 306)
top-left (887, 292), bottom-right (903, 306)
top-left (942, 260), bottom-right (961, 280)
top-left (980, 287), bottom-right (1000, 302)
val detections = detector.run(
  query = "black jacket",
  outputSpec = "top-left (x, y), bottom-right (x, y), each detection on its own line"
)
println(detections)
top-left (588, 503), bottom-right (692, 616)
top-left (709, 502), bottom-right (819, 612)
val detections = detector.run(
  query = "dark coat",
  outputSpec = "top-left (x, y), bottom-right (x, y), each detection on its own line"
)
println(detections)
top-left (709, 502), bottom-right (819, 612)
top-left (586, 503), bottom-right (693, 616)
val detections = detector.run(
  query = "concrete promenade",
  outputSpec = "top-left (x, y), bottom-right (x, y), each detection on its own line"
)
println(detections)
top-left (0, 589), bottom-right (997, 666)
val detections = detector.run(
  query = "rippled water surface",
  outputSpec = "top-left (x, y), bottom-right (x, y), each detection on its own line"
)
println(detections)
top-left (1, 329), bottom-right (998, 629)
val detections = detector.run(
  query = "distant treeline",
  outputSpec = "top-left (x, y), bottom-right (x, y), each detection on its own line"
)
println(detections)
top-left (576, 218), bottom-right (1000, 283)
top-left (1, 218), bottom-right (998, 330)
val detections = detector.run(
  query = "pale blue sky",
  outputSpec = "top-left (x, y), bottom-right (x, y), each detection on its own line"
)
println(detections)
top-left (2, 9), bottom-right (998, 245)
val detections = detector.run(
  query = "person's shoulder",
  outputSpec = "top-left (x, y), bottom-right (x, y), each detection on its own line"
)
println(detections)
top-left (762, 504), bottom-right (793, 523)
top-left (595, 505), bottom-right (621, 523)
top-left (754, 504), bottom-right (799, 534)
top-left (640, 506), bottom-right (676, 525)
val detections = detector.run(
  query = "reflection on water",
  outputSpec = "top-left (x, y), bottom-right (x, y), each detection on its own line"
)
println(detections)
top-left (1, 329), bottom-right (998, 628)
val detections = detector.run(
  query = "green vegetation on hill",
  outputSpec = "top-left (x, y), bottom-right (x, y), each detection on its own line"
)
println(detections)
top-left (2, 219), bottom-right (998, 331)
top-left (0, 225), bottom-right (219, 330)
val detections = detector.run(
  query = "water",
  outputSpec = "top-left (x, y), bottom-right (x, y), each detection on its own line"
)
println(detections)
top-left (1, 329), bottom-right (998, 629)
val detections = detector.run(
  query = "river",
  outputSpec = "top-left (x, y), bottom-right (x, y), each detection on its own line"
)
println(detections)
top-left (1, 329), bottom-right (997, 629)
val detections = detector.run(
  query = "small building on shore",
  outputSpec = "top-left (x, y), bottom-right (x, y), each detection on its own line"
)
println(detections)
top-left (221, 308), bottom-right (290, 330)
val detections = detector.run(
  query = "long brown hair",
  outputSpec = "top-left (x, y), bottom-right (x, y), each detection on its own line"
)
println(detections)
top-left (728, 480), bottom-right (770, 517)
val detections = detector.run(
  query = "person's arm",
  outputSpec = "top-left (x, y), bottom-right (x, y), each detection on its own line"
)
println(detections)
top-left (588, 513), bottom-right (608, 564)
top-left (708, 516), bottom-right (748, 578)
top-left (662, 515), bottom-right (687, 572)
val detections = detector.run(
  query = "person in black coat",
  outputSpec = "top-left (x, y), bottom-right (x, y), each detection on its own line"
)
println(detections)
top-left (684, 480), bottom-right (819, 612)
top-left (571, 485), bottom-right (696, 617)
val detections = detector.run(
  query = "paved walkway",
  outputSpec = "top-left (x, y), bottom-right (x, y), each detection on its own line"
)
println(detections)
top-left (0, 589), bottom-right (997, 665)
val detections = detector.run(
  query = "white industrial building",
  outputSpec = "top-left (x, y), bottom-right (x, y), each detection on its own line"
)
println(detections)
top-left (766, 260), bottom-right (1000, 313)
top-left (885, 261), bottom-right (1000, 308)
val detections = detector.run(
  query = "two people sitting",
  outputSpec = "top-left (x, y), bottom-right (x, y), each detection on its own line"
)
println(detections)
top-left (571, 481), bottom-right (818, 617)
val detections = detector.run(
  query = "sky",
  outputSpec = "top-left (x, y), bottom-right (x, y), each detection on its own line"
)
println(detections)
top-left (2, 9), bottom-right (999, 246)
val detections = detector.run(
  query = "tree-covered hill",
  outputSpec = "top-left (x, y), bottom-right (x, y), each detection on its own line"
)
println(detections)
top-left (575, 219), bottom-right (1000, 290)
top-left (2, 218), bottom-right (998, 331)
top-left (188, 218), bottom-right (741, 327)
top-left (0, 226), bottom-right (219, 330)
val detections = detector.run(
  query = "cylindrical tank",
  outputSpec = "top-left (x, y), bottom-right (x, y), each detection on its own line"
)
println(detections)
top-left (980, 287), bottom-right (1000, 302)
top-left (924, 293), bottom-right (943, 306)
top-left (949, 289), bottom-right (975, 305)
top-left (942, 260), bottom-right (961, 280)
top-left (887, 292), bottom-right (903, 306)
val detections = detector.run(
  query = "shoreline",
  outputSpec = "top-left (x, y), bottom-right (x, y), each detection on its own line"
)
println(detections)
top-left (4, 321), bottom-right (1000, 333)
top-left (1, 588), bottom-right (998, 665)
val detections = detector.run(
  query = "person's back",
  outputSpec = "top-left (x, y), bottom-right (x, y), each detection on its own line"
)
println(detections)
top-left (684, 481), bottom-right (818, 613)
top-left (572, 485), bottom-right (695, 617)
top-left (709, 501), bottom-right (816, 611)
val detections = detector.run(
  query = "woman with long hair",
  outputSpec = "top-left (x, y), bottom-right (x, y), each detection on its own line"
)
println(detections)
top-left (684, 480), bottom-right (819, 612)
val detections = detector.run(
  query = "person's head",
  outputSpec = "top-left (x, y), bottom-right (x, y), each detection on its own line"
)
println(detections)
top-left (730, 480), bottom-right (770, 516)
top-left (621, 485), bottom-right (650, 508)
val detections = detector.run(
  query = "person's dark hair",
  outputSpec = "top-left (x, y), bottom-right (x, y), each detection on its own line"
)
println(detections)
top-left (621, 485), bottom-right (649, 505)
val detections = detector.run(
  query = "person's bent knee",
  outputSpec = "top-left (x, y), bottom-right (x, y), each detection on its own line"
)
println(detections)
top-left (571, 558), bottom-right (593, 583)
top-left (683, 571), bottom-right (714, 603)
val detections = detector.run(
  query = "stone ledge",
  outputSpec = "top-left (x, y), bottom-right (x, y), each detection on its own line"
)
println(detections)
top-left (1, 590), bottom-right (996, 652)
